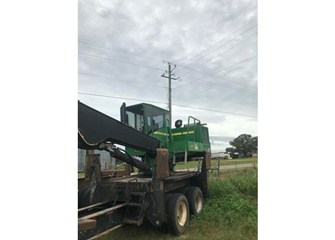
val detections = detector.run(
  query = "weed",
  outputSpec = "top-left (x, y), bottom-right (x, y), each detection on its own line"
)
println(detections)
top-left (191, 168), bottom-right (258, 239)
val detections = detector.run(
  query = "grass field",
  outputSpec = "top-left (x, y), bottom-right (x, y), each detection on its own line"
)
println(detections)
top-left (175, 157), bottom-right (258, 170)
top-left (99, 168), bottom-right (258, 240)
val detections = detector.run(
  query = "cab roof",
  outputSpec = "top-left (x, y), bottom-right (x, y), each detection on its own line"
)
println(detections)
top-left (125, 103), bottom-right (169, 115)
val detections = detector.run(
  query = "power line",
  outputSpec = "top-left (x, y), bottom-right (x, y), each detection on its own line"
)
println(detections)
top-left (78, 92), bottom-right (167, 105)
top-left (178, 19), bottom-right (257, 67)
top-left (79, 72), bottom-right (167, 89)
top-left (173, 76), bottom-right (258, 109)
top-left (172, 103), bottom-right (257, 118)
top-left (205, 54), bottom-right (257, 77)
top-left (174, 54), bottom-right (257, 89)
top-left (78, 52), bottom-right (165, 71)
top-left (78, 26), bottom-right (257, 81)
top-left (179, 20), bottom-right (256, 67)
top-left (78, 92), bottom-right (256, 118)
top-left (176, 31), bottom-right (257, 76)
top-left (79, 39), bottom-right (132, 54)
top-left (79, 38), bottom-right (163, 63)
top-left (79, 28), bottom-right (257, 80)
top-left (173, 72), bottom-right (258, 107)
top-left (175, 74), bottom-right (241, 92)
top-left (178, 31), bottom-right (257, 78)
top-left (179, 25), bottom-right (257, 73)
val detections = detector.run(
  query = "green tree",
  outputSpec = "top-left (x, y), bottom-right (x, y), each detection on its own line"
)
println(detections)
top-left (229, 134), bottom-right (257, 157)
top-left (225, 147), bottom-right (237, 158)
top-left (251, 136), bottom-right (258, 154)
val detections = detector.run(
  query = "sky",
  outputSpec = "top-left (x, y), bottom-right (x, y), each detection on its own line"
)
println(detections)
top-left (78, 0), bottom-right (258, 152)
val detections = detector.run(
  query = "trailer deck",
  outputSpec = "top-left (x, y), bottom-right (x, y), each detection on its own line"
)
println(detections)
top-left (78, 168), bottom-right (208, 239)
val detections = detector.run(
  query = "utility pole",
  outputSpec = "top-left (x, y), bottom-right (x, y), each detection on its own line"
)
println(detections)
top-left (161, 62), bottom-right (179, 128)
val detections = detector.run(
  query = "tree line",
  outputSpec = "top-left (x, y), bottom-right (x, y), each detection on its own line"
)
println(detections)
top-left (225, 134), bottom-right (258, 158)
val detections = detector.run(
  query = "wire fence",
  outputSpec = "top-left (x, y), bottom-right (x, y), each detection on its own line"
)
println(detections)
top-left (209, 157), bottom-right (258, 177)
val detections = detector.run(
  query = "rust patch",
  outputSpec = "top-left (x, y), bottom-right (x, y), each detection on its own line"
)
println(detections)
top-left (155, 148), bottom-right (169, 179)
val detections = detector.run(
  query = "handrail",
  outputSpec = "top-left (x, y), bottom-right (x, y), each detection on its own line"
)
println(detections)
top-left (187, 116), bottom-right (201, 142)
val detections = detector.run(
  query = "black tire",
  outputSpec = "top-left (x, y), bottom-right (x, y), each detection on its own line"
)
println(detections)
top-left (166, 193), bottom-right (189, 235)
top-left (175, 119), bottom-right (183, 128)
top-left (185, 187), bottom-right (204, 215)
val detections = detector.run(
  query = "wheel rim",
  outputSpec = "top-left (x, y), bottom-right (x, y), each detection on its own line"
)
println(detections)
top-left (177, 201), bottom-right (187, 226)
top-left (195, 194), bottom-right (203, 213)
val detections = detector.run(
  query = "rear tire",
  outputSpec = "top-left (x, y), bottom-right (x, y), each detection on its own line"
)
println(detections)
top-left (185, 187), bottom-right (204, 215)
top-left (166, 193), bottom-right (189, 235)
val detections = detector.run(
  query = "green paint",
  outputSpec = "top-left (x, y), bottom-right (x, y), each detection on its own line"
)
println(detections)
top-left (120, 103), bottom-right (211, 166)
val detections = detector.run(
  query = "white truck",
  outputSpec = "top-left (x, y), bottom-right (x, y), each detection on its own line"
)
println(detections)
top-left (211, 152), bottom-right (230, 159)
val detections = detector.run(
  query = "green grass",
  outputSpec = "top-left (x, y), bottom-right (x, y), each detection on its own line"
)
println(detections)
top-left (99, 168), bottom-right (257, 240)
top-left (215, 157), bottom-right (257, 166)
top-left (209, 166), bottom-right (257, 177)
top-left (174, 157), bottom-right (257, 170)
top-left (78, 171), bottom-right (84, 178)
top-left (189, 168), bottom-right (258, 240)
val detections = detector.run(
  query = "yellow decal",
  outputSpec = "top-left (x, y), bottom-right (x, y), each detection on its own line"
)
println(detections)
top-left (172, 131), bottom-right (194, 136)
top-left (153, 131), bottom-right (168, 136)
top-left (154, 130), bottom-right (195, 137)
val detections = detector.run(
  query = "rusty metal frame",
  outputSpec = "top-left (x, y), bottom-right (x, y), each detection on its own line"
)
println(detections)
top-left (78, 149), bottom-right (211, 239)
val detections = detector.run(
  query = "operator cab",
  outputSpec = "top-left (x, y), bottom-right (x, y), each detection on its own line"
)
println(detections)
top-left (121, 103), bottom-right (170, 134)
top-left (120, 102), bottom-right (210, 164)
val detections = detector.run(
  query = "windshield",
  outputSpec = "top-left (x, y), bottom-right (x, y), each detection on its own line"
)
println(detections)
top-left (126, 111), bottom-right (144, 132)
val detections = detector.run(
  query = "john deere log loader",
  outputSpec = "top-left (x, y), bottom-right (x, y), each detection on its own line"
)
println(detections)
top-left (78, 101), bottom-right (211, 239)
